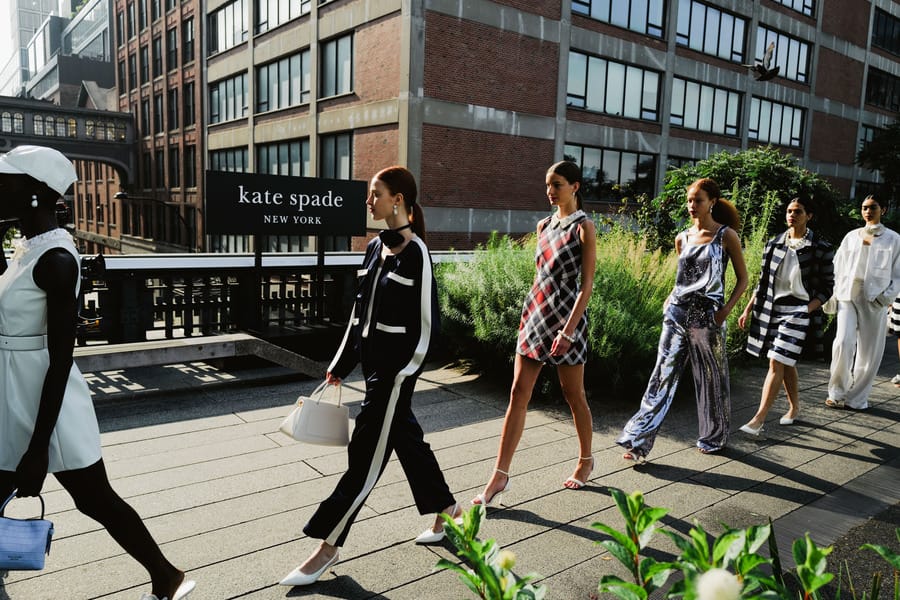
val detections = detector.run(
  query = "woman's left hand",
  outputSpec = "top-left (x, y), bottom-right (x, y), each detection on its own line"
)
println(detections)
top-left (713, 308), bottom-right (729, 327)
top-left (550, 333), bottom-right (571, 356)
top-left (14, 447), bottom-right (49, 497)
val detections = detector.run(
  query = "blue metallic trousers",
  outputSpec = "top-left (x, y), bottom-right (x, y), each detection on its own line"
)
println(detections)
top-left (617, 302), bottom-right (731, 458)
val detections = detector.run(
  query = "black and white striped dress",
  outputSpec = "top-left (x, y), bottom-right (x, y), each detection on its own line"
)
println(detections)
top-left (890, 294), bottom-right (900, 335)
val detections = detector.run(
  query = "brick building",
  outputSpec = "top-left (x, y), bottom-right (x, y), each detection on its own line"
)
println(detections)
top-left (200, 0), bottom-right (898, 252)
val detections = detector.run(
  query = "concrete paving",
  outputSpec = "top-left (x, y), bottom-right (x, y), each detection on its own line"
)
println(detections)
top-left (0, 345), bottom-right (897, 600)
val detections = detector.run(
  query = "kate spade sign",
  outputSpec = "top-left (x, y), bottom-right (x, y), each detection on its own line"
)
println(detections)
top-left (205, 171), bottom-right (366, 235)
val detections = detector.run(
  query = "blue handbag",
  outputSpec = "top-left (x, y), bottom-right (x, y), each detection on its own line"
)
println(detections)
top-left (0, 490), bottom-right (54, 571)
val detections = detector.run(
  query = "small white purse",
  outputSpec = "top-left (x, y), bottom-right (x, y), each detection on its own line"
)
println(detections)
top-left (279, 382), bottom-right (350, 446)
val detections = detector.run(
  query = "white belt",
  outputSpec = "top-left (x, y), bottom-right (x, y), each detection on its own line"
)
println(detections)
top-left (0, 334), bottom-right (47, 351)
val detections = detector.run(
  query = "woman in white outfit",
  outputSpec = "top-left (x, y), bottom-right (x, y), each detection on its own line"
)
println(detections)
top-left (827, 195), bottom-right (900, 410)
top-left (0, 146), bottom-right (194, 600)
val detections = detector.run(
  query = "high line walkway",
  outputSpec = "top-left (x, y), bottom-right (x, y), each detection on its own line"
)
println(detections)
top-left (1, 344), bottom-right (897, 599)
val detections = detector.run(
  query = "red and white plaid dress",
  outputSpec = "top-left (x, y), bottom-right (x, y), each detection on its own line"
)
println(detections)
top-left (516, 210), bottom-right (588, 365)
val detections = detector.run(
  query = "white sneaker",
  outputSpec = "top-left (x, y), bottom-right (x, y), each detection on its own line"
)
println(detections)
top-left (891, 374), bottom-right (900, 385)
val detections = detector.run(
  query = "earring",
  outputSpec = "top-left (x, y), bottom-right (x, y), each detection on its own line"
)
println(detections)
top-left (31, 195), bottom-right (38, 208)
top-left (393, 204), bottom-right (399, 216)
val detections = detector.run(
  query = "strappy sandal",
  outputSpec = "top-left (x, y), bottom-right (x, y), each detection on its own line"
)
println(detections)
top-left (622, 451), bottom-right (646, 465)
top-left (472, 469), bottom-right (510, 507)
top-left (825, 398), bottom-right (845, 409)
top-left (563, 456), bottom-right (594, 489)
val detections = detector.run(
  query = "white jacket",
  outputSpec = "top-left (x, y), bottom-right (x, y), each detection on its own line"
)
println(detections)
top-left (832, 226), bottom-right (900, 306)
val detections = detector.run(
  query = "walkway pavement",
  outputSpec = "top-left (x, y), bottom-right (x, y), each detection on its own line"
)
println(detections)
top-left (1, 345), bottom-right (897, 600)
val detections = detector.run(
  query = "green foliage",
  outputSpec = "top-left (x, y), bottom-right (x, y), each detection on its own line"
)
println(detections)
top-left (435, 505), bottom-right (546, 600)
top-left (637, 147), bottom-right (852, 252)
top-left (857, 120), bottom-right (900, 204)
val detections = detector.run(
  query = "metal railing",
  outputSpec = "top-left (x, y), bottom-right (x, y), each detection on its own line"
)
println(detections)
top-left (78, 251), bottom-right (472, 345)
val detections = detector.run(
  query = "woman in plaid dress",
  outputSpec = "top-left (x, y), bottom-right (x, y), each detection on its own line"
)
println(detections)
top-left (473, 161), bottom-right (597, 507)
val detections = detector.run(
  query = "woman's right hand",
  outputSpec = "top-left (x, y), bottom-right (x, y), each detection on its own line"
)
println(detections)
top-left (15, 447), bottom-right (49, 497)
top-left (737, 310), bottom-right (750, 330)
top-left (325, 372), bottom-right (342, 386)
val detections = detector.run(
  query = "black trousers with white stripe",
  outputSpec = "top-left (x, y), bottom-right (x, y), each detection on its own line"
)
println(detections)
top-left (303, 366), bottom-right (455, 547)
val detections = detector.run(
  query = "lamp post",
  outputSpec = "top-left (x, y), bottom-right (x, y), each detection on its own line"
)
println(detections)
top-left (113, 191), bottom-right (196, 252)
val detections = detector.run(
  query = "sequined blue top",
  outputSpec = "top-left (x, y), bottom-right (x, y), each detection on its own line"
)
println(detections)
top-left (669, 225), bottom-right (729, 310)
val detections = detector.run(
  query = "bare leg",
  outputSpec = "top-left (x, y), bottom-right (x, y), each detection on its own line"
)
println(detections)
top-left (473, 354), bottom-right (542, 503)
top-left (745, 359), bottom-right (786, 429)
top-left (782, 365), bottom-right (800, 419)
top-left (297, 540), bottom-right (339, 575)
top-left (55, 461), bottom-right (185, 600)
top-left (557, 364), bottom-right (593, 487)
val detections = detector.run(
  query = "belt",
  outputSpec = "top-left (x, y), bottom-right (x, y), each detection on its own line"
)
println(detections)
top-left (0, 334), bottom-right (47, 351)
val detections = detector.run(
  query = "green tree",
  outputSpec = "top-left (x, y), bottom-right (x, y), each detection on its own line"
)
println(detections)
top-left (856, 120), bottom-right (900, 207)
top-left (637, 147), bottom-right (851, 251)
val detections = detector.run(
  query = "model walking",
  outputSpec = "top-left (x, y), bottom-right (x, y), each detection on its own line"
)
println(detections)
top-left (737, 197), bottom-right (834, 434)
top-left (280, 166), bottom-right (458, 587)
top-left (826, 194), bottom-right (900, 410)
top-left (473, 160), bottom-right (596, 507)
top-left (0, 146), bottom-right (194, 600)
top-left (618, 178), bottom-right (748, 461)
top-left (890, 293), bottom-right (900, 386)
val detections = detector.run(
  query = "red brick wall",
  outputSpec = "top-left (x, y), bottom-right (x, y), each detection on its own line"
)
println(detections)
top-left (352, 14), bottom-right (402, 104)
top-left (419, 125), bottom-right (555, 212)
top-left (815, 48), bottom-right (864, 106)
top-left (821, 0), bottom-right (870, 46)
top-left (423, 12), bottom-right (558, 116)
top-left (491, 0), bottom-right (560, 19)
top-left (808, 112), bottom-right (858, 165)
top-left (353, 124), bottom-right (400, 181)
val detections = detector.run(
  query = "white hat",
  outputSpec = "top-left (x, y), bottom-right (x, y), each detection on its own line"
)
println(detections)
top-left (0, 145), bottom-right (78, 196)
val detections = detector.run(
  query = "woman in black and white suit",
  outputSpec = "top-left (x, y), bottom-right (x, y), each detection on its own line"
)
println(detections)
top-left (738, 197), bottom-right (834, 434)
top-left (279, 166), bottom-right (458, 587)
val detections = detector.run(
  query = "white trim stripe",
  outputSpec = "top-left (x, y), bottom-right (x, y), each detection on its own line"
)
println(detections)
top-left (375, 322), bottom-right (407, 334)
top-left (387, 272), bottom-right (415, 286)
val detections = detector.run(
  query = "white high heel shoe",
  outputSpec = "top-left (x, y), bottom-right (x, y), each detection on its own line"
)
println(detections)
top-left (139, 580), bottom-right (196, 600)
top-left (564, 456), bottom-right (594, 489)
top-left (279, 551), bottom-right (340, 586)
top-left (414, 502), bottom-right (463, 544)
top-left (471, 469), bottom-right (510, 508)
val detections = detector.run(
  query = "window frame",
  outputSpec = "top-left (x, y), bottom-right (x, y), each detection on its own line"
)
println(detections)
top-left (567, 50), bottom-right (661, 122)
top-left (676, 0), bottom-right (747, 64)
top-left (670, 76), bottom-right (741, 136)
top-left (572, 0), bottom-right (665, 39)
top-left (320, 34), bottom-right (353, 98)
top-left (748, 97), bottom-right (805, 147)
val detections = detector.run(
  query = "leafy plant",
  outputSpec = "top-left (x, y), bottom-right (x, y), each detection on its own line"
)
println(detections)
top-left (436, 505), bottom-right (546, 600)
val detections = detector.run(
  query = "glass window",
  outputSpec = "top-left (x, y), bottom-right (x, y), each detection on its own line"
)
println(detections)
top-left (255, 0), bottom-right (311, 34)
top-left (320, 133), bottom-right (352, 179)
top-left (755, 26), bottom-right (810, 83)
top-left (865, 67), bottom-right (900, 111)
top-left (873, 9), bottom-right (900, 57)
top-left (12, 114), bottom-right (23, 134)
top-left (670, 77), bottom-right (740, 135)
top-left (256, 49), bottom-right (311, 112)
top-left (182, 18), bottom-right (194, 63)
top-left (128, 53), bottom-right (137, 89)
top-left (859, 124), bottom-right (879, 153)
top-left (118, 60), bottom-right (126, 90)
top-left (154, 94), bottom-right (164, 134)
top-left (152, 37), bottom-right (163, 78)
top-left (321, 34), bottom-right (353, 97)
top-left (256, 139), bottom-right (310, 176)
top-left (749, 97), bottom-right (804, 147)
top-left (168, 88), bottom-right (179, 130)
top-left (209, 73), bottom-right (249, 124)
top-left (572, 0), bottom-right (664, 38)
top-left (209, 147), bottom-right (249, 172)
top-left (774, 0), bottom-right (814, 17)
top-left (127, 2), bottom-right (135, 38)
top-left (207, 0), bottom-right (247, 56)
top-left (166, 28), bottom-right (177, 71)
top-left (676, 0), bottom-right (746, 63)
top-left (184, 81), bottom-right (195, 126)
top-left (138, 0), bottom-right (147, 29)
top-left (564, 143), bottom-right (657, 203)
top-left (0, 112), bottom-right (10, 132)
top-left (184, 145), bottom-right (196, 187)
top-left (567, 51), bottom-right (660, 121)
top-left (140, 46), bottom-right (149, 83)
top-left (116, 10), bottom-right (125, 46)
top-left (169, 146), bottom-right (180, 187)
top-left (152, 0), bottom-right (161, 20)
top-left (141, 98), bottom-right (150, 134)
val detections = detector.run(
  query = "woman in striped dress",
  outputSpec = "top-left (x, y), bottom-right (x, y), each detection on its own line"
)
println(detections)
top-left (737, 197), bottom-right (834, 434)
top-left (473, 161), bottom-right (597, 507)
top-left (890, 294), bottom-right (900, 386)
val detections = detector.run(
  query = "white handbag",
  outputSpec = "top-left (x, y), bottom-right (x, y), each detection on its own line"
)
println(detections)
top-left (279, 382), bottom-right (350, 446)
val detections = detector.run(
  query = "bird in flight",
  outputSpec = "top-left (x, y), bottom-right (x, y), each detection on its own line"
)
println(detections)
top-left (744, 41), bottom-right (780, 81)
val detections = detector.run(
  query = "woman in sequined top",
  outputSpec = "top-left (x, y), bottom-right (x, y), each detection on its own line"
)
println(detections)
top-left (617, 178), bottom-right (748, 462)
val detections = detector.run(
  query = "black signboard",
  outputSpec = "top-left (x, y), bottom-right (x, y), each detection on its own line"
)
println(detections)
top-left (205, 170), bottom-right (367, 235)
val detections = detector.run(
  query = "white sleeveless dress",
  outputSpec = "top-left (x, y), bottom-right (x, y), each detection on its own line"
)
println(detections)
top-left (0, 228), bottom-right (101, 472)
